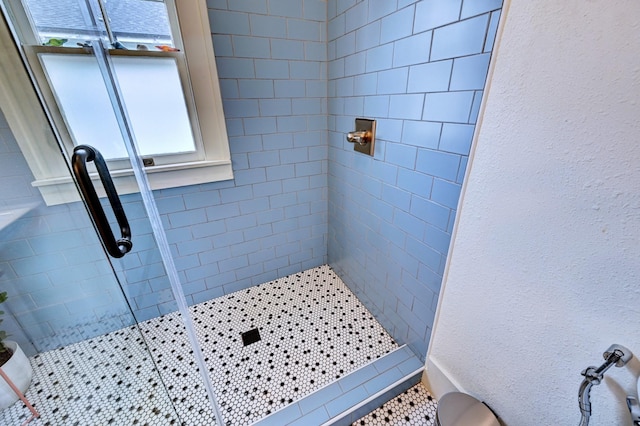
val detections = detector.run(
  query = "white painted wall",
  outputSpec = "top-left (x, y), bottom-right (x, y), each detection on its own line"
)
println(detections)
top-left (427, 0), bottom-right (640, 425)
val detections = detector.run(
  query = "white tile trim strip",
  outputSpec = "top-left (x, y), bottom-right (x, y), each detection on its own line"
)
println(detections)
top-left (323, 366), bottom-right (424, 425)
top-left (252, 345), bottom-right (423, 426)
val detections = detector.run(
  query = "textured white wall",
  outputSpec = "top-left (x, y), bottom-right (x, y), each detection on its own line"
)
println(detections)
top-left (427, 0), bottom-right (640, 425)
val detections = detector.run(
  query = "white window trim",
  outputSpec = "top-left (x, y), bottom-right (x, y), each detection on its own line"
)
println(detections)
top-left (0, 2), bottom-right (232, 205)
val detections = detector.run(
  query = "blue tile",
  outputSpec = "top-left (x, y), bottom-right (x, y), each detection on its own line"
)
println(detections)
top-left (287, 19), bottom-right (322, 42)
top-left (401, 120), bottom-right (441, 149)
top-left (209, 10), bottom-right (250, 35)
top-left (430, 14), bottom-right (490, 60)
top-left (298, 382), bottom-right (342, 414)
top-left (304, 0), bottom-right (327, 21)
top-left (328, 14), bottom-right (345, 41)
top-left (292, 98), bottom-right (324, 115)
top-left (368, 0), bottom-right (400, 21)
top-left (219, 79), bottom-right (239, 99)
top-left (450, 53), bottom-right (491, 90)
top-left (407, 59), bottom-right (452, 93)
top-left (410, 195), bottom-right (450, 230)
top-left (380, 6), bottom-right (414, 44)
top-left (385, 142), bottom-right (417, 169)
top-left (363, 95), bottom-right (389, 118)
top-left (277, 116), bottom-right (307, 132)
top-left (185, 263), bottom-right (221, 282)
top-left (250, 14), bottom-right (287, 38)
top-left (212, 35), bottom-right (233, 56)
top-left (232, 35), bottom-right (270, 58)
top-left (233, 168), bottom-right (267, 186)
top-left (439, 123), bottom-right (474, 154)
top-left (223, 99), bottom-right (259, 118)
top-left (29, 230), bottom-right (85, 254)
top-left (269, 0), bottom-right (303, 18)
top-left (216, 57), bottom-right (256, 79)
top-left (168, 208), bottom-right (207, 228)
top-left (416, 149), bottom-right (461, 181)
top-left (393, 32), bottom-right (432, 67)
top-left (365, 43), bottom-right (394, 72)
top-left (382, 184), bottom-right (411, 212)
top-left (220, 185), bottom-right (254, 203)
top-left (228, 0), bottom-right (267, 13)
top-left (389, 94), bottom-right (424, 120)
top-left (244, 117), bottom-right (277, 135)
top-left (295, 160), bottom-right (322, 177)
top-left (423, 91), bottom-right (474, 123)
top-left (345, 51), bottom-right (366, 76)
top-left (0, 239), bottom-right (33, 260)
top-left (11, 255), bottom-right (65, 277)
top-left (271, 39), bottom-right (305, 60)
top-left (345, 1), bottom-right (367, 33)
top-left (431, 178), bottom-right (461, 209)
top-left (405, 235), bottom-right (442, 272)
top-left (414, 0), bottom-right (463, 33)
top-left (372, 347), bottom-right (413, 372)
top-left (274, 80), bottom-right (306, 98)
top-left (281, 147), bottom-right (310, 164)
top-left (262, 132), bottom-right (293, 149)
top-left (259, 99), bottom-right (292, 116)
top-left (288, 405), bottom-right (329, 426)
top-left (329, 58), bottom-right (345, 79)
top-left (461, 0), bottom-right (502, 19)
top-left (306, 80), bottom-right (327, 97)
top-left (377, 67), bottom-right (408, 95)
top-left (398, 169), bottom-right (433, 198)
top-left (290, 61), bottom-right (322, 79)
top-left (255, 59), bottom-right (290, 79)
top-left (325, 385), bottom-right (369, 417)
top-left (336, 32), bottom-right (355, 58)
top-left (266, 164), bottom-right (295, 180)
top-left (356, 20), bottom-right (381, 51)
top-left (468, 90), bottom-right (483, 124)
top-left (176, 238), bottom-right (213, 256)
top-left (344, 96), bottom-right (364, 116)
top-left (424, 223), bottom-right (451, 254)
top-left (484, 10), bottom-right (501, 52)
top-left (305, 41), bottom-right (327, 61)
top-left (238, 80), bottom-right (274, 99)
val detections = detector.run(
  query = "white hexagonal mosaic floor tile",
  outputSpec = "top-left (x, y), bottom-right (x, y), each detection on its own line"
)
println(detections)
top-left (1, 265), bottom-right (400, 425)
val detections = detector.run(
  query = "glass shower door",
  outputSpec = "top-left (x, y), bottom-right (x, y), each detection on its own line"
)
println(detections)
top-left (0, 0), bottom-right (221, 424)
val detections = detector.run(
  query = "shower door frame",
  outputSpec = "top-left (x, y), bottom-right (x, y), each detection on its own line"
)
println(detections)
top-left (0, 2), bottom-right (223, 423)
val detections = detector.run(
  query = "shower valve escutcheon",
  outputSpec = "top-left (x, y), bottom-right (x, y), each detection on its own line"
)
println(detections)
top-left (346, 118), bottom-right (376, 156)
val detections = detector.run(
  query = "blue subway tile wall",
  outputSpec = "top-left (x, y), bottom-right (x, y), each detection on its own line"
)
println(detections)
top-left (327, 0), bottom-right (502, 361)
top-left (0, 2), bottom-right (329, 354)
top-left (1, 0), bottom-right (501, 367)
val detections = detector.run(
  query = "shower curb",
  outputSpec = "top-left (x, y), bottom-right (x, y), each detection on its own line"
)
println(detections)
top-left (251, 345), bottom-right (424, 426)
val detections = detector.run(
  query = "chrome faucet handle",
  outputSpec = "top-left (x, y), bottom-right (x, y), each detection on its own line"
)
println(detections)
top-left (604, 344), bottom-right (633, 367)
top-left (627, 396), bottom-right (640, 425)
top-left (346, 130), bottom-right (370, 146)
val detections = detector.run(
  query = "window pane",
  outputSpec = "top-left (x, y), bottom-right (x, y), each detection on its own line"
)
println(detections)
top-left (40, 53), bottom-right (196, 159)
top-left (23, 0), bottom-right (173, 48)
top-left (112, 56), bottom-right (196, 157)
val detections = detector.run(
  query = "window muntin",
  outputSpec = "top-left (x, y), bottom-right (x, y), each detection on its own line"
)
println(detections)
top-left (0, 0), bottom-right (232, 205)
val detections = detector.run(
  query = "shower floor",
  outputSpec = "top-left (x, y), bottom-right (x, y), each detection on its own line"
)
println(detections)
top-left (2, 265), bottom-right (398, 425)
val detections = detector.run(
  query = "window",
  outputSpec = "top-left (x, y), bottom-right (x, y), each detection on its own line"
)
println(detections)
top-left (0, 0), bottom-right (231, 205)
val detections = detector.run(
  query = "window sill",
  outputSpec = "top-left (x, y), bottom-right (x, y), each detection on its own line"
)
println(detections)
top-left (33, 160), bottom-right (233, 205)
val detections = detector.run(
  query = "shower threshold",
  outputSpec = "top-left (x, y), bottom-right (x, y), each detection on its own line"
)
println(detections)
top-left (2, 265), bottom-right (398, 425)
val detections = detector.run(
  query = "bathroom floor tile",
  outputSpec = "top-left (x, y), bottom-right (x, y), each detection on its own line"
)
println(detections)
top-left (1, 265), bottom-right (397, 426)
top-left (353, 382), bottom-right (438, 425)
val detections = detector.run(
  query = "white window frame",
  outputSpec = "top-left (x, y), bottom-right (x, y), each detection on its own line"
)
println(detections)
top-left (0, 1), bottom-right (232, 205)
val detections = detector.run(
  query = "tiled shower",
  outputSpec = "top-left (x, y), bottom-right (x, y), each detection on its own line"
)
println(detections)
top-left (0, 0), bottom-right (502, 423)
